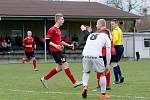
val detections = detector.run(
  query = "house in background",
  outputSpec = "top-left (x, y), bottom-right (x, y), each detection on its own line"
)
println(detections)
top-left (136, 15), bottom-right (150, 32)
top-left (123, 32), bottom-right (150, 59)
top-left (0, 0), bottom-right (139, 48)
top-left (123, 15), bottom-right (150, 59)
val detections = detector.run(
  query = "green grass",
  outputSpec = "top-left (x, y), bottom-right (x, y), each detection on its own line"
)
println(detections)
top-left (0, 60), bottom-right (150, 100)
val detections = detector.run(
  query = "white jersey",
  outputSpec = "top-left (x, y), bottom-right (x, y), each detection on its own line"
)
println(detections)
top-left (82, 32), bottom-right (111, 57)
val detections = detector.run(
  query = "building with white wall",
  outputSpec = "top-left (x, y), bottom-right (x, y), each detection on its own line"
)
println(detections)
top-left (123, 32), bottom-right (150, 59)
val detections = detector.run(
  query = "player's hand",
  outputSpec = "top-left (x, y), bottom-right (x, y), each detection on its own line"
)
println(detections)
top-left (34, 45), bottom-right (36, 49)
top-left (68, 44), bottom-right (74, 50)
top-left (80, 25), bottom-right (86, 31)
top-left (55, 45), bottom-right (62, 50)
top-left (105, 66), bottom-right (110, 75)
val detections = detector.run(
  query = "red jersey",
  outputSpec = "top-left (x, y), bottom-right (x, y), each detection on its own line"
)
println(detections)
top-left (46, 26), bottom-right (62, 52)
top-left (97, 27), bottom-right (116, 56)
top-left (23, 37), bottom-right (35, 52)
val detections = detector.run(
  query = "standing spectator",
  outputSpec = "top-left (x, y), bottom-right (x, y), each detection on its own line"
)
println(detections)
top-left (40, 13), bottom-right (82, 88)
top-left (7, 39), bottom-right (12, 52)
top-left (63, 35), bottom-right (70, 43)
top-left (0, 42), bottom-right (3, 52)
top-left (15, 35), bottom-right (22, 49)
top-left (111, 20), bottom-right (124, 84)
top-left (72, 34), bottom-right (79, 47)
top-left (80, 25), bottom-right (92, 42)
top-left (1, 39), bottom-right (8, 52)
top-left (95, 19), bottom-right (113, 91)
top-left (22, 31), bottom-right (38, 71)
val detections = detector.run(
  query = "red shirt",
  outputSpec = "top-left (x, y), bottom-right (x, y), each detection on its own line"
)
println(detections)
top-left (46, 26), bottom-right (62, 52)
top-left (23, 37), bottom-right (35, 52)
top-left (97, 27), bottom-right (116, 56)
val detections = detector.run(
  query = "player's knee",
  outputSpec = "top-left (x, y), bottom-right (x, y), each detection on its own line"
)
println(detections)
top-left (101, 72), bottom-right (105, 76)
top-left (32, 58), bottom-right (36, 61)
top-left (97, 72), bottom-right (105, 76)
top-left (112, 62), bottom-right (118, 67)
top-left (63, 62), bottom-right (69, 67)
top-left (56, 66), bottom-right (62, 72)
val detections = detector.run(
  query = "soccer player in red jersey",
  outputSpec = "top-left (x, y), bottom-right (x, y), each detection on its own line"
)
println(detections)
top-left (22, 31), bottom-right (38, 71)
top-left (40, 13), bottom-right (82, 88)
top-left (95, 19), bottom-right (113, 91)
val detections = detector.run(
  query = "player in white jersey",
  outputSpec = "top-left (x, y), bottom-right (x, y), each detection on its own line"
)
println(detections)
top-left (82, 32), bottom-right (111, 99)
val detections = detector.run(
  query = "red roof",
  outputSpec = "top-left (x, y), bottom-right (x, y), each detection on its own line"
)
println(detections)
top-left (0, 0), bottom-right (139, 19)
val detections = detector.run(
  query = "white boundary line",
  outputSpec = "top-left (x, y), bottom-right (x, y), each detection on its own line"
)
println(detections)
top-left (0, 88), bottom-right (149, 100)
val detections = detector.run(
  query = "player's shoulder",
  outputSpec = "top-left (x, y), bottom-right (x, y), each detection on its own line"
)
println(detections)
top-left (48, 26), bottom-right (57, 33)
top-left (24, 37), bottom-right (28, 40)
top-left (31, 37), bottom-right (34, 40)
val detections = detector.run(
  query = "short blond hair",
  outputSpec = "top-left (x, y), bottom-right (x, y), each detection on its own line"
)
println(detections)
top-left (55, 13), bottom-right (63, 22)
top-left (97, 19), bottom-right (106, 27)
top-left (27, 30), bottom-right (32, 34)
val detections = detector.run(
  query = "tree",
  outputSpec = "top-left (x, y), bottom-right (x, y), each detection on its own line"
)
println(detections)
top-left (103, 0), bottom-right (144, 15)
top-left (105, 0), bottom-right (123, 10)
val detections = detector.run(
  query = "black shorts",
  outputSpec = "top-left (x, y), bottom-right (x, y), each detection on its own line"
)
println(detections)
top-left (25, 51), bottom-right (35, 60)
top-left (111, 45), bottom-right (124, 62)
top-left (51, 51), bottom-right (67, 65)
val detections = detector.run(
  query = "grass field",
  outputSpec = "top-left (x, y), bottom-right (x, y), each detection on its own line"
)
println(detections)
top-left (0, 60), bottom-right (150, 100)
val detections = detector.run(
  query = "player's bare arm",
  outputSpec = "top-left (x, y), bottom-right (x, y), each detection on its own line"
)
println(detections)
top-left (49, 41), bottom-right (62, 50)
top-left (61, 41), bottom-right (74, 50)
top-left (34, 44), bottom-right (36, 49)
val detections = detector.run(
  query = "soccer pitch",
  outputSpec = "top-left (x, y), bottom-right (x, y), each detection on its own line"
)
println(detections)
top-left (0, 60), bottom-right (150, 100)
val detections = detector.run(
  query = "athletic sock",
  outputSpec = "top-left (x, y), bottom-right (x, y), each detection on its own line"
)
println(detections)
top-left (97, 72), bottom-right (101, 87)
top-left (64, 68), bottom-right (76, 84)
top-left (82, 72), bottom-right (89, 86)
top-left (33, 59), bottom-right (37, 69)
top-left (113, 66), bottom-right (119, 82)
top-left (105, 71), bottom-right (110, 87)
top-left (100, 76), bottom-right (106, 93)
top-left (44, 68), bottom-right (57, 80)
top-left (116, 65), bottom-right (122, 77)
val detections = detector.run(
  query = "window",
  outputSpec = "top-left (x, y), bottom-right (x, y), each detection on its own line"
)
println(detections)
top-left (11, 30), bottom-right (22, 37)
top-left (144, 38), bottom-right (150, 47)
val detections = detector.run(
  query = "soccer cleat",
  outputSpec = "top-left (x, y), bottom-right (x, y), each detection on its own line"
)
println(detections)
top-left (74, 81), bottom-right (82, 88)
top-left (40, 77), bottom-right (48, 88)
top-left (112, 81), bottom-right (120, 85)
top-left (120, 76), bottom-right (124, 83)
top-left (34, 69), bottom-right (38, 71)
top-left (100, 93), bottom-right (110, 99)
top-left (82, 89), bottom-right (87, 98)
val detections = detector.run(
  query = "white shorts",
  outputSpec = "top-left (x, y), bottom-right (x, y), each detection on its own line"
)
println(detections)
top-left (82, 56), bottom-right (105, 73)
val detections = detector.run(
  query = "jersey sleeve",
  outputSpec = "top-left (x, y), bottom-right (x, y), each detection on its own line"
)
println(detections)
top-left (23, 38), bottom-right (26, 46)
top-left (105, 36), bottom-right (111, 48)
top-left (46, 28), bottom-right (55, 39)
top-left (105, 36), bottom-right (111, 66)
top-left (33, 38), bottom-right (36, 45)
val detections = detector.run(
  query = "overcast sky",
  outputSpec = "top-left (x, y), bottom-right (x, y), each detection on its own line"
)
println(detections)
top-left (59, 0), bottom-right (150, 15)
